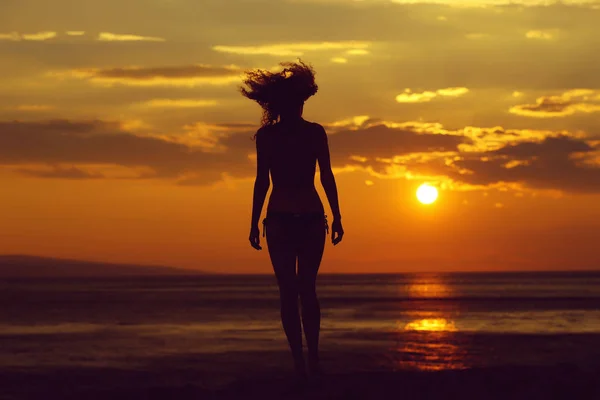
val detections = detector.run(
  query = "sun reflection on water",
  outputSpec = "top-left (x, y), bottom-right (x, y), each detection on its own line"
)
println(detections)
top-left (404, 318), bottom-right (457, 332)
top-left (390, 274), bottom-right (469, 371)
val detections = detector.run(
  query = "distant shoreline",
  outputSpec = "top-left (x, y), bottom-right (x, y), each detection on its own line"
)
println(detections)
top-left (0, 254), bottom-right (205, 278)
top-left (0, 254), bottom-right (597, 278)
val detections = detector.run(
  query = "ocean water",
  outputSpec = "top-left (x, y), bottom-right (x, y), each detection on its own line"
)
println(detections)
top-left (2, 272), bottom-right (600, 376)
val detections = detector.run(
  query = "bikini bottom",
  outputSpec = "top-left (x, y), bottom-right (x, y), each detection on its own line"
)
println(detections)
top-left (262, 211), bottom-right (329, 239)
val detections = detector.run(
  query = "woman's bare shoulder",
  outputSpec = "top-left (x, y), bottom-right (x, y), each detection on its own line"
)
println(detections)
top-left (255, 124), bottom-right (276, 141)
top-left (303, 120), bottom-right (326, 135)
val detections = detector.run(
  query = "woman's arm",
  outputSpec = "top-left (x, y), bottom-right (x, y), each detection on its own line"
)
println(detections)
top-left (250, 129), bottom-right (270, 228)
top-left (316, 125), bottom-right (341, 220)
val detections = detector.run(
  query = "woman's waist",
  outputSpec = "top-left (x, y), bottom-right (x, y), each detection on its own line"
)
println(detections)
top-left (270, 183), bottom-right (318, 193)
top-left (267, 190), bottom-right (324, 214)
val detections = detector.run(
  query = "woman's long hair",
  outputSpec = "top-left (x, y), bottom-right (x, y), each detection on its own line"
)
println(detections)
top-left (240, 60), bottom-right (318, 127)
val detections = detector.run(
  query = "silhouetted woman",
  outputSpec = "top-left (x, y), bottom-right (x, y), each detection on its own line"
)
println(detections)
top-left (242, 61), bottom-right (344, 381)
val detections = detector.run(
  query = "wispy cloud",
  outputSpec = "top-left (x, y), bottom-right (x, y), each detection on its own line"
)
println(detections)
top-left (212, 41), bottom-right (370, 56)
top-left (396, 87), bottom-right (469, 103)
top-left (331, 57), bottom-right (348, 64)
top-left (22, 31), bottom-right (57, 41)
top-left (0, 31), bottom-right (57, 41)
top-left (97, 32), bottom-right (166, 42)
top-left (465, 33), bottom-right (491, 40)
top-left (0, 32), bottom-right (19, 41)
top-left (15, 165), bottom-right (104, 180)
top-left (345, 49), bottom-right (369, 56)
top-left (66, 31), bottom-right (85, 36)
top-left (510, 89), bottom-right (600, 117)
top-left (11, 105), bottom-right (54, 111)
top-left (525, 30), bottom-right (557, 40)
top-left (50, 64), bottom-right (243, 87)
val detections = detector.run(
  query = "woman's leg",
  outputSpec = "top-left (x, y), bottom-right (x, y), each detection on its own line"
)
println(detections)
top-left (297, 217), bottom-right (326, 374)
top-left (266, 217), bottom-right (305, 376)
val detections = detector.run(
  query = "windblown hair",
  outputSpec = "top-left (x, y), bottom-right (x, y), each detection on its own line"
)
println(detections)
top-left (240, 60), bottom-right (318, 127)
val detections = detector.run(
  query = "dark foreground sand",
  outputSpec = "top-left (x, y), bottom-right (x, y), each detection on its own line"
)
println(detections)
top-left (2, 362), bottom-right (599, 400)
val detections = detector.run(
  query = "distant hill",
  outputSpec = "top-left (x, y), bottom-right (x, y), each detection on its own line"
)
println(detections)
top-left (0, 255), bottom-right (205, 278)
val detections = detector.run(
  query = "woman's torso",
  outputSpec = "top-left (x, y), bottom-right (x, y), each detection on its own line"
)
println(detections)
top-left (263, 119), bottom-right (324, 215)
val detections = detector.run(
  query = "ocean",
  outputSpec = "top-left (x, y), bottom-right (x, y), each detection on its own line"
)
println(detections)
top-left (2, 272), bottom-right (600, 389)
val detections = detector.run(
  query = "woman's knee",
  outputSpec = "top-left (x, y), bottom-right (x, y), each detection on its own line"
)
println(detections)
top-left (299, 285), bottom-right (318, 303)
top-left (279, 285), bottom-right (299, 304)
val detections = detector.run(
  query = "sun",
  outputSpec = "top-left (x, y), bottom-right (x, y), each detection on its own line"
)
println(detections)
top-left (416, 183), bottom-right (438, 204)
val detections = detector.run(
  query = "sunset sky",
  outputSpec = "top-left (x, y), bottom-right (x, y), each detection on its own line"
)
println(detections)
top-left (1, 0), bottom-right (599, 273)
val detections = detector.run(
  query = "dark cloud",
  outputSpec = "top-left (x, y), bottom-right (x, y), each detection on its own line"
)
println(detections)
top-left (0, 119), bottom-right (470, 185)
top-left (2, 119), bottom-right (599, 193)
top-left (447, 136), bottom-right (600, 192)
top-left (492, 136), bottom-right (594, 158)
top-left (333, 128), bottom-right (600, 193)
top-left (15, 165), bottom-right (104, 179)
top-left (510, 96), bottom-right (574, 117)
top-left (509, 94), bottom-right (600, 118)
top-left (0, 120), bottom-right (254, 183)
top-left (328, 124), bottom-right (468, 165)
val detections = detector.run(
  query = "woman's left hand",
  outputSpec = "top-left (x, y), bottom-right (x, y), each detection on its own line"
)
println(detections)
top-left (331, 218), bottom-right (344, 246)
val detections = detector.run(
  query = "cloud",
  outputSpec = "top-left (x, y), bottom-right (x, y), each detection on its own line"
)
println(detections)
top-left (140, 99), bottom-right (219, 108)
top-left (0, 32), bottom-right (19, 41)
top-left (525, 30), bottom-right (556, 40)
top-left (396, 87), bottom-right (469, 103)
top-left (396, 91), bottom-right (437, 103)
top-left (0, 31), bottom-right (165, 42)
top-left (319, 116), bottom-right (600, 193)
top-left (2, 117), bottom-right (598, 193)
top-left (15, 165), bottom-right (104, 179)
top-left (323, 115), bottom-right (371, 131)
top-left (0, 118), bottom-right (465, 185)
top-left (0, 120), bottom-right (256, 185)
top-left (11, 105), bottom-right (54, 111)
top-left (331, 57), bottom-right (348, 64)
top-left (23, 31), bottom-right (57, 41)
top-left (50, 64), bottom-right (243, 87)
top-left (0, 31), bottom-right (57, 41)
top-left (447, 136), bottom-right (600, 193)
top-left (345, 49), bottom-right (369, 55)
top-left (510, 89), bottom-right (600, 117)
top-left (97, 32), bottom-right (166, 42)
top-left (325, 123), bottom-right (469, 167)
top-left (212, 41), bottom-right (370, 56)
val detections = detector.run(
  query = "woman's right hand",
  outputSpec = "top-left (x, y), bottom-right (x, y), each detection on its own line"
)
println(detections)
top-left (249, 225), bottom-right (262, 250)
top-left (331, 218), bottom-right (344, 245)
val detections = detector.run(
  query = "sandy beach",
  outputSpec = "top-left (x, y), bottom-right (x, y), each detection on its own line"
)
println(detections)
top-left (2, 355), bottom-right (599, 400)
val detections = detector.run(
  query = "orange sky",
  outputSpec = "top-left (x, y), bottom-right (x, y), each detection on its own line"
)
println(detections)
top-left (1, 0), bottom-right (599, 273)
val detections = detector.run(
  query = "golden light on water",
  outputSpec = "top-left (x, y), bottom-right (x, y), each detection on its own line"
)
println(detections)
top-left (404, 318), bottom-right (457, 332)
top-left (407, 282), bottom-right (451, 298)
top-left (416, 183), bottom-right (438, 204)
top-left (389, 275), bottom-right (468, 371)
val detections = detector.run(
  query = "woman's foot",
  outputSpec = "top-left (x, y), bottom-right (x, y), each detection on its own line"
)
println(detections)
top-left (308, 356), bottom-right (322, 377)
top-left (307, 359), bottom-right (324, 389)
top-left (293, 356), bottom-right (308, 380)
top-left (284, 358), bottom-right (307, 393)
